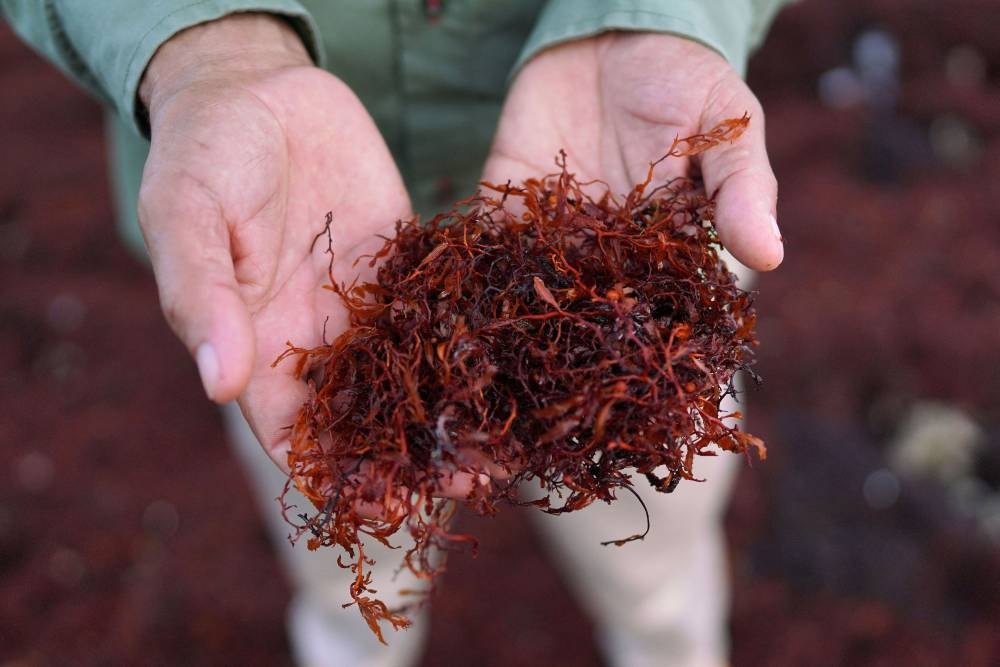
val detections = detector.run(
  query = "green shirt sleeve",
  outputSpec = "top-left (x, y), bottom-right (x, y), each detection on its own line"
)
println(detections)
top-left (513, 0), bottom-right (793, 79)
top-left (0, 0), bottom-right (324, 136)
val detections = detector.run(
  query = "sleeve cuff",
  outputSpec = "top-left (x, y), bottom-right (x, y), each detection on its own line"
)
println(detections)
top-left (118, 0), bottom-right (325, 137)
top-left (512, 0), bottom-right (757, 80)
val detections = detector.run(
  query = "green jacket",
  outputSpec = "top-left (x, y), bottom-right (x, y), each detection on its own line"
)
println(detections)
top-left (2, 0), bottom-right (788, 255)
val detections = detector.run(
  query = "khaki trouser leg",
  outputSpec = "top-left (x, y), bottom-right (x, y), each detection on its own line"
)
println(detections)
top-left (529, 443), bottom-right (739, 667)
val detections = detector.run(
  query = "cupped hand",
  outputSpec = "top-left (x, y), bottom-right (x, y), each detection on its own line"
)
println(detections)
top-left (482, 32), bottom-right (783, 271)
top-left (137, 15), bottom-right (411, 468)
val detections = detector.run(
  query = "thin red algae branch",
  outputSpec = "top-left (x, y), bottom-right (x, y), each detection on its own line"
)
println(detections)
top-left (275, 116), bottom-right (764, 642)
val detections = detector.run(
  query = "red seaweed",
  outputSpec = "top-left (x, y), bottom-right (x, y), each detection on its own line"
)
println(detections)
top-left (274, 115), bottom-right (764, 642)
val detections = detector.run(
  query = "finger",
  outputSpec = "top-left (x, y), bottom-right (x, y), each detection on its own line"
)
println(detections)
top-left (458, 449), bottom-right (513, 481)
top-left (238, 368), bottom-right (306, 470)
top-left (437, 470), bottom-right (493, 499)
top-left (138, 193), bottom-right (255, 402)
top-left (345, 465), bottom-right (489, 521)
top-left (698, 91), bottom-right (783, 271)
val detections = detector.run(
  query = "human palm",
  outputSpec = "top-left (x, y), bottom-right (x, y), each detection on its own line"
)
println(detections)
top-left (483, 33), bottom-right (784, 272)
top-left (139, 66), bottom-right (411, 466)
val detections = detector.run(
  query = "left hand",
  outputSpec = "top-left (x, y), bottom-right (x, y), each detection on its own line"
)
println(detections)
top-left (482, 32), bottom-right (783, 272)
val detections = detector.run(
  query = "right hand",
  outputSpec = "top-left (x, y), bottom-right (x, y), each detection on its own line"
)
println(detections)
top-left (138, 14), bottom-right (498, 503)
top-left (137, 14), bottom-right (412, 470)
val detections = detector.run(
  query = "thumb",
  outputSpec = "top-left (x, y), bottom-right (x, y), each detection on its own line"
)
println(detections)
top-left (698, 90), bottom-right (783, 271)
top-left (138, 194), bottom-right (256, 403)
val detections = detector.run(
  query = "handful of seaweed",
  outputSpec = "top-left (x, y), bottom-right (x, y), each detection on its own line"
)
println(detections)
top-left (275, 116), bottom-right (765, 641)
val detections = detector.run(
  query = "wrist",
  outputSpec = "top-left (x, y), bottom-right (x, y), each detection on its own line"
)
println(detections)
top-left (140, 13), bottom-right (312, 116)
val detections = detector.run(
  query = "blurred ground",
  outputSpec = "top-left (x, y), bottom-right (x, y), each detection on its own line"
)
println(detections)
top-left (2, 1), bottom-right (999, 665)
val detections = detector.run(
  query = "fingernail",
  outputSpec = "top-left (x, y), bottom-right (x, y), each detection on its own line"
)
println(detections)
top-left (195, 342), bottom-right (220, 400)
top-left (769, 214), bottom-right (783, 243)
